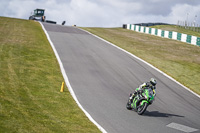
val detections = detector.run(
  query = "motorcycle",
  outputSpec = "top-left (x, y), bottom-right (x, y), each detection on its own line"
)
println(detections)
top-left (126, 88), bottom-right (156, 115)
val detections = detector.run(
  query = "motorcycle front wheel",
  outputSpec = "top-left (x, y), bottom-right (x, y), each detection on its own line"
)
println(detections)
top-left (126, 101), bottom-right (132, 110)
top-left (137, 102), bottom-right (148, 115)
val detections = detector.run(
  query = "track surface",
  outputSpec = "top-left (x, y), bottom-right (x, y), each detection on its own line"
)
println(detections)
top-left (42, 23), bottom-right (200, 133)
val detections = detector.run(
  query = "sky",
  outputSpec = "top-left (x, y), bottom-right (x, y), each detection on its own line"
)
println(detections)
top-left (0, 0), bottom-right (200, 27)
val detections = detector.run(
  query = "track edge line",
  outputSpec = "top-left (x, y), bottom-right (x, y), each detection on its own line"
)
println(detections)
top-left (79, 27), bottom-right (200, 99)
top-left (39, 22), bottom-right (107, 133)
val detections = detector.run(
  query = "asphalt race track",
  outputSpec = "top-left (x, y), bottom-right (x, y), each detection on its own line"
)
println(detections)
top-left (42, 23), bottom-right (200, 133)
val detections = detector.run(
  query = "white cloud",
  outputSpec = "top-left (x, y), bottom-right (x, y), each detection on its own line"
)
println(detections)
top-left (163, 4), bottom-right (200, 25)
top-left (0, 0), bottom-right (200, 27)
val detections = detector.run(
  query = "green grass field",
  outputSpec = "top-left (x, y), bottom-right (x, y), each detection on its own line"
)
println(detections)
top-left (0, 17), bottom-right (100, 133)
top-left (81, 27), bottom-right (200, 95)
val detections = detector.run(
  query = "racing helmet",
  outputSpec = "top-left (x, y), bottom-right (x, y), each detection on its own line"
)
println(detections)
top-left (150, 78), bottom-right (157, 86)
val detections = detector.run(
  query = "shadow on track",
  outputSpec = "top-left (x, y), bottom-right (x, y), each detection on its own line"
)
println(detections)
top-left (143, 111), bottom-right (184, 118)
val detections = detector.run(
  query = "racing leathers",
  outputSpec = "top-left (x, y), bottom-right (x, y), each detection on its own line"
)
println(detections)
top-left (129, 82), bottom-right (156, 103)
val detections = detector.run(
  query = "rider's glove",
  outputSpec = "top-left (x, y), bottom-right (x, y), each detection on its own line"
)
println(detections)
top-left (138, 90), bottom-right (143, 94)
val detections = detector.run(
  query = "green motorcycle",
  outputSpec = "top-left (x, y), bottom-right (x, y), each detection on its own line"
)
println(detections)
top-left (126, 88), bottom-right (155, 115)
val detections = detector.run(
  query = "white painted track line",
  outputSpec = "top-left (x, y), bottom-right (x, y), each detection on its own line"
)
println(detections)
top-left (167, 122), bottom-right (199, 133)
top-left (79, 28), bottom-right (200, 99)
top-left (39, 22), bottom-right (107, 133)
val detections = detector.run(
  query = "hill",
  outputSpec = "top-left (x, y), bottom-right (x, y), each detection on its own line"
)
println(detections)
top-left (0, 17), bottom-right (100, 133)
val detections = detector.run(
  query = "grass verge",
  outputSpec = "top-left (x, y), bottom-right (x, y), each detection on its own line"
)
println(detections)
top-left (81, 27), bottom-right (200, 95)
top-left (0, 17), bottom-right (100, 133)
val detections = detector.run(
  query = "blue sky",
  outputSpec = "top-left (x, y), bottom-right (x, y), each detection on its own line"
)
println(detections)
top-left (0, 0), bottom-right (200, 27)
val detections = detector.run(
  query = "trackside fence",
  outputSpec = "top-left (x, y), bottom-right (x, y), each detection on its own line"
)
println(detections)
top-left (125, 24), bottom-right (200, 47)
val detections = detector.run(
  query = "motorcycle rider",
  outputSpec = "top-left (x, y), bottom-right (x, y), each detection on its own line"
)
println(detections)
top-left (129, 78), bottom-right (157, 104)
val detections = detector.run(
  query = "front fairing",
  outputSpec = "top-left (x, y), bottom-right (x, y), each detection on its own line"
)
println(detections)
top-left (132, 95), bottom-right (139, 108)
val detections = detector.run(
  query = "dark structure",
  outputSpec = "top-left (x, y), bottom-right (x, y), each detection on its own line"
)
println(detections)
top-left (29, 9), bottom-right (46, 22)
top-left (62, 21), bottom-right (66, 25)
top-left (46, 20), bottom-right (57, 24)
top-left (123, 23), bottom-right (171, 29)
top-left (123, 24), bottom-right (127, 29)
top-left (134, 23), bottom-right (170, 26)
